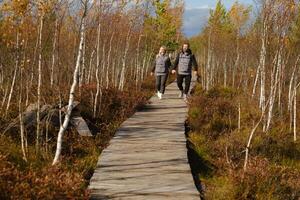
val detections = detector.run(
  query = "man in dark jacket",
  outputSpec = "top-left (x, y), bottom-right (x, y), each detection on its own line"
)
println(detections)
top-left (172, 42), bottom-right (198, 100)
top-left (151, 46), bottom-right (172, 99)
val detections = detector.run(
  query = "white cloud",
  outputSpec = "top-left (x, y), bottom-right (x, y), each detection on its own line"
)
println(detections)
top-left (183, 7), bottom-right (210, 37)
top-left (185, 5), bottom-right (212, 10)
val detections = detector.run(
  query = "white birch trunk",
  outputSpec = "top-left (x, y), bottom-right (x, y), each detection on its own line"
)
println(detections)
top-left (266, 45), bottom-right (282, 131)
top-left (87, 50), bottom-right (95, 84)
top-left (288, 56), bottom-right (299, 111)
top-left (135, 33), bottom-right (142, 89)
top-left (206, 29), bottom-right (212, 91)
top-left (93, 15), bottom-right (101, 118)
top-left (223, 54), bottom-right (227, 87)
top-left (141, 55), bottom-right (146, 82)
top-left (294, 88), bottom-right (297, 142)
top-left (252, 63), bottom-right (261, 98)
top-left (50, 19), bottom-right (58, 87)
top-left (36, 14), bottom-right (44, 151)
top-left (106, 32), bottom-right (114, 89)
top-left (238, 102), bottom-right (241, 131)
top-left (79, 30), bottom-right (86, 90)
top-left (112, 58), bottom-right (116, 88)
top-left (244, 114), bottom-right (264, 171)
top-left (119, 29), bottom-right (131, 91)
top-left (29, 25), bottom-right (40, 93)
top-left (53, 2), bottom-right (88, 165)
top-left (19, 62), bottom-right (27, 161)
top-left (259, 23), bottom-right (267, 111)
top-left (244, 97), bottom-right (270, 171)
top-left (232, 34), bottom-right (240, 87)
top-left (6, 30), bottom-right (19, 114)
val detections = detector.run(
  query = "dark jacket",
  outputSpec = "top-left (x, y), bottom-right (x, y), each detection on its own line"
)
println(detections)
top-left (151, 54), bottom-right (172, 76)
top-left (173, 49), bottom-right (198, 75)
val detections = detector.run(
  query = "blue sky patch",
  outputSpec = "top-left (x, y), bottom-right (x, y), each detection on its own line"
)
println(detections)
top-left (183, 0), bottom-right (254, 37)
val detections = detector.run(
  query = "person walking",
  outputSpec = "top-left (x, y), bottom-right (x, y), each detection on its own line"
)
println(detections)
top-left (172, 42), bottom-right (198, 101)
top-left (151, 46), bottom-right (171, 99)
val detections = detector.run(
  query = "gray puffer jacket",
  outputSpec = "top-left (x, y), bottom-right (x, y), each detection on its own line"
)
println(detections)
top-left (173, 49), bottom-right (198, 75)
top-left (151, 54), bottom-right (172, 76)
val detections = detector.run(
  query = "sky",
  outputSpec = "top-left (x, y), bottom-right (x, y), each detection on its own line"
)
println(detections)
top-left (183, 0), bottom-right (254, 37)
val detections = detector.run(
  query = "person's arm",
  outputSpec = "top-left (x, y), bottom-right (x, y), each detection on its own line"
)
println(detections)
top-left (171, 54), bottom-right (179, 74)
top-left (166, 57), bottom-right (172, 70)
top-left (192, 54), bottom-right (198, 72)
top-left (173, 54), bottom-right (180, 70)
top-left (151, 58), bottom-right (156, 74)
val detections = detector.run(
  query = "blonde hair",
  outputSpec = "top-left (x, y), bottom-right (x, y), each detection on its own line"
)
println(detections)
top-left (160, 46), bottom-right (167, 50)
top-left (159, 46), bottom-right (167, 53)
top-left (156, 46), bottom-right (167, 58)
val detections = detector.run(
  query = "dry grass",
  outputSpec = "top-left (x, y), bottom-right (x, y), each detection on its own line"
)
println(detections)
top-left (187, 85), bottom-right (300, 200)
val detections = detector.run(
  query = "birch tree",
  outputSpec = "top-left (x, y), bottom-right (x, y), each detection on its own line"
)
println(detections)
top-left (93, 1), bottom-right (102, 117)
top-left (53, 0), bottom-right (89, 165)
top-left (36, 2), bottom-right (44, 152)
top-left (228, 2), bottom-right (251, 87)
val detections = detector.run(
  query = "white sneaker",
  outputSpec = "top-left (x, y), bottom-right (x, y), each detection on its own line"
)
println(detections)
top-left (183, 94), bottom-right (187, 101)
top-left (158, 91), bottom-right (162, 99)
top-left (179, 91), bottom-right (183, 98)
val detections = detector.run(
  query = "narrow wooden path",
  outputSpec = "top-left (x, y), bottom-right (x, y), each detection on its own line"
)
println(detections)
top-left (89, 79), bottom-right (199, 200)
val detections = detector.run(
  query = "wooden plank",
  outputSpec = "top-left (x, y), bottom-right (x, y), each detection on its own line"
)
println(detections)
top-left (89, 79), bottom-right (199, 199)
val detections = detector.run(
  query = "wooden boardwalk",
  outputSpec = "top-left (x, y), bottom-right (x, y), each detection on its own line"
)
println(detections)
top-left (89, 80), bottom-right (199, 200)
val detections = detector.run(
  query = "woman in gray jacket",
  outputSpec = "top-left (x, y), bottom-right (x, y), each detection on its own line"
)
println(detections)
top-left (151, 46), bottom-right (172, 99)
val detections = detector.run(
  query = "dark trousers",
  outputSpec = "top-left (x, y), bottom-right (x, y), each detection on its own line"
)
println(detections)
top-left (156, 74), bottom-right (168, 94)
top-left (177, 74), bottom-right (192, 94)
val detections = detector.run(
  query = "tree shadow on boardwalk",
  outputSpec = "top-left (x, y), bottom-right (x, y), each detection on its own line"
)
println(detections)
top-left (90, 81), bottom-right (202, 199)
top-left (91, 192), bottom-right (188, 200)
top-left (90, 194), bottom-right (111, 200)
